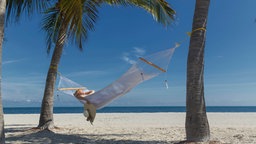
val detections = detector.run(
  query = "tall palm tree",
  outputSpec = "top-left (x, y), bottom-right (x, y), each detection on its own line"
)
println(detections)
top-left (37, 0), bottom-right (176, 130)
top-left (0, 0), bottom-right (6, 142)
top-left (186, 0), bottom-right (210, 142)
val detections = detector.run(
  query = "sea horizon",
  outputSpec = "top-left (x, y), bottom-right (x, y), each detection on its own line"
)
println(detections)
top-left (3, 106), bottom-right (256, 114)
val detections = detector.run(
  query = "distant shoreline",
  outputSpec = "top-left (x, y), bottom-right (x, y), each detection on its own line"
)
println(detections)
top-left (3, 106), bottom-right (256, 114)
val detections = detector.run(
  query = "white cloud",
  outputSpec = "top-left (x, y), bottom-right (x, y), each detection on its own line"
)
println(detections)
top-left (121, 54), bottom-right (136, 65)
top-left (2, 74), bottom-right (45, 102)
top-left (3, 58), bottom-right (25, 65)
top-left (66, 70), bottom-right (109, 77)
top-left (26, 99), bottom-right (32, 102)
top-left (133, 47), bottom-right (145, 57)
top-left (122, 47), bottom-right (146, 64)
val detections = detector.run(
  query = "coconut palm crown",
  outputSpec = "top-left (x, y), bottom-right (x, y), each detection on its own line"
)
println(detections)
top-left (43, 0), bottom-right (175, 53)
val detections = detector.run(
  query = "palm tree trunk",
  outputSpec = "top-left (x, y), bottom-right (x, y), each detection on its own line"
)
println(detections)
top-left (0, 0), bottom-right (6, 142)
top-left (38, 23), bottom-right (67, 130)
top-left (186, 0), bottom-right (210, 142)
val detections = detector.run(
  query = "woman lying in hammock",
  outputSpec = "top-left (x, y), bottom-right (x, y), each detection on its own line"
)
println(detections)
top-left (73, 89), bottom-right (95, 100)
top-left (73, 89), bottom-right (96, 124)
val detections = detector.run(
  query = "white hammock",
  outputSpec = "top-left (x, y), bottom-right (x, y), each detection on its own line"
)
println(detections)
top-left (58, 45), bottom-right (178, 109)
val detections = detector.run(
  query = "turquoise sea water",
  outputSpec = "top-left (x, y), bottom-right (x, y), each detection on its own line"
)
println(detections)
top-left (3, 106), bottom-right (256, 114)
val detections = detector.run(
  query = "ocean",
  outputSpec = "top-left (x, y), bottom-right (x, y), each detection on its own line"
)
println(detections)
top-left (3, 106), bottom-right (256, 114)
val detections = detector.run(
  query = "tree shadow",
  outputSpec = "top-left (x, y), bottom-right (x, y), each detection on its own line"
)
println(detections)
top-left (5, 126), bottom-right (184, 144)
top-left (5, 124), bottom-right (34, 133)
top-left (173, 140), bottom-right (223, 144)
top-left (5, 125), bottom-right (225, 144)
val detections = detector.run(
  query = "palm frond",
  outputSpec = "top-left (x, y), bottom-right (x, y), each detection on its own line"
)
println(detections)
top-left (42, 7), bottom-right (63, 54)
top-left (103, 0), bottom-right (176, 26)
top-left (6, 0), bottom-right (52, 23)
top-left (100, 0), bottom-right (129, 6)
top-left (42, 0), bottom-right (174, 53)
top-left (62, 0), bottom-right (99, 50)
top-left (128, 0), bottom-right (176, 26)
top-left (42, 0), bottom-right (99, 52)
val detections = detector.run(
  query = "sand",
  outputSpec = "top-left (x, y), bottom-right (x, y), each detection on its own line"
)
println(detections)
top-left (4, 113), bottom-right (256, 144)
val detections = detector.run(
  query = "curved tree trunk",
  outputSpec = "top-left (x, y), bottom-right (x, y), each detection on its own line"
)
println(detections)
top-left (186, 0), bottom-right (210, 142)
top-left (38, 23), bottom-right (67, 130)
top-left (0, 0), bottom-right (6, 142)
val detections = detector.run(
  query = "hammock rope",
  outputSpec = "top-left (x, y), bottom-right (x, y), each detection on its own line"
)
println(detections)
top-left (58, 45), bottom-right (178, 109)
top-left (57, 44), bottom-right (179, 124)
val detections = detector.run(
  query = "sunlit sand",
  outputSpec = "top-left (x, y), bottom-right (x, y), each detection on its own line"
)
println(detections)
top-left (5, 113), bottom-right (256, 143)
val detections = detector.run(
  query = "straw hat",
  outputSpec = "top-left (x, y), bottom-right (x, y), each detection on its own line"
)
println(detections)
top-left (83, 103), bottom-right (96, 124)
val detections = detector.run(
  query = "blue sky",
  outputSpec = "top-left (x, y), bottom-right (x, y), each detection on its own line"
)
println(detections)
top-left (2, 0), bottom-right (256, 107)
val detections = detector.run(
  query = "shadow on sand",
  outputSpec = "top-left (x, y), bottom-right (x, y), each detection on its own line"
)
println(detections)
top-left (5, 125), bottom-right (183, 144)
top-left (5, 125), bottom-right (223, 144)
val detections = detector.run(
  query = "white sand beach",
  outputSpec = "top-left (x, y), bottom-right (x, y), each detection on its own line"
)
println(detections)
top-left (4, 113), bottom-right (256, 144)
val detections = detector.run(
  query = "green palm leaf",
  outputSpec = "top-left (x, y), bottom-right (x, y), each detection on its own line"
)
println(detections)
top-left (6, 0), bottom-right (51, 23)
top-left (104, 0), bottom-right (176, 26)
top-left (43, 0), bottom-right (99, 52)
top-left (43, 0), bottom-right (175, 53)
top-left (42, 7), bottom-right (62, 53)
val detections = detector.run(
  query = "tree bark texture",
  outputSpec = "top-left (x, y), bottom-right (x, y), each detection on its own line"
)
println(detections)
top-left (38, 23), bottom-right (67, 129)
top-left (186, 0), bottom-right (210, 142)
